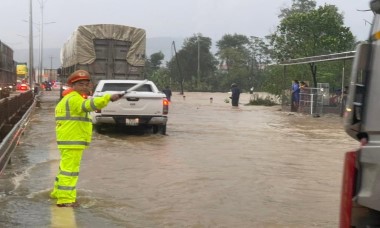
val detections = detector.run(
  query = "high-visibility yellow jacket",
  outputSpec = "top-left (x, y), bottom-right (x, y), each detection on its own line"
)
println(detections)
top-left (55, 91), bottom-right (111, 149)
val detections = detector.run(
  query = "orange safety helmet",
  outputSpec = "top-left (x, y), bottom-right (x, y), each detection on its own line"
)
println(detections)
top-left (67, 70), bottom-right (91, 85)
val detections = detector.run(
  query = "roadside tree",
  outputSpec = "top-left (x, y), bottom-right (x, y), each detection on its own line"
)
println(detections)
top-left (269, 0), bottom-right (356, 87)
top-left (167, 34), bottom-right (217, 92)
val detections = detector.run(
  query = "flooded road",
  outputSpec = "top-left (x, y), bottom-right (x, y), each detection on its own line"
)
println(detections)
top-left (0, 91), bottom-right (357, 227)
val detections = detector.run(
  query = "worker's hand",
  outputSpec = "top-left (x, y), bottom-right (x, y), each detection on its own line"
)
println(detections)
top-left (110, 92), bottom-right (125, 102)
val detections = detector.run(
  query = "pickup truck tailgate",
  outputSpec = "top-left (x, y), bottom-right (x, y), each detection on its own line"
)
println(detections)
top-left (101, 92), bottom-right (166, 116)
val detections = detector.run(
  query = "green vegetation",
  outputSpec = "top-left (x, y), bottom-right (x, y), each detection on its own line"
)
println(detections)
top-left (145, 0), bottom-right (358, 95)
top-left (247, 94), bottom-right (279, 106)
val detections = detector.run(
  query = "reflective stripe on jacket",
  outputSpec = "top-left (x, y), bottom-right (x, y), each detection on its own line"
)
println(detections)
top-left (55, 91), bottom-right (111, 149)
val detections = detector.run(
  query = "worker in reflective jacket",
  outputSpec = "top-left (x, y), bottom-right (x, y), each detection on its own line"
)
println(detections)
top-left (50, 70), bottom-right (124, 207)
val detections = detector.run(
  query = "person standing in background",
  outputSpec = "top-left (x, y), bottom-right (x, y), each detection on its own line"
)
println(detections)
top-left (230, 83), bottom-right (241, 107)
top-left (300, 81), bottom-right (308, 90)
top-left (162, 86), bottom-right (172, 101)
top-left (291, 80), bottom-right (300, 112)
top-left (299, 81), bottom-right (309, 112)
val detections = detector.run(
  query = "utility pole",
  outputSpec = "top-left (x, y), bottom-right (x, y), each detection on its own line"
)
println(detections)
top-left (50, 56), bottom-right (53, 82)
top-left (197, 34), bottom-right (200, 88)
top-left (39, 1), bottom-right (44, 83)
top-left (172, 41), bottom-right (184, 95)
top-left (38, 0), bottom-right (55, 83)
top-left (28, 0), bottom-right (34, 86)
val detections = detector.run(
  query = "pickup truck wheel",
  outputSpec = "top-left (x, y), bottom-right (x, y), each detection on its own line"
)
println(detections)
top-left (152, 125), bottom-right (166, 135)
top-left (160, 125), bottom-right (167, 135)
top-left (152, 125), bottom-right (159, 134)
top-left (94, 124), bottom-right (105, 134)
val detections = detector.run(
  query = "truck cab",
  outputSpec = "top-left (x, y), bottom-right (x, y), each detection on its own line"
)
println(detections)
top-left (341, 0), bottom-right (380, 226)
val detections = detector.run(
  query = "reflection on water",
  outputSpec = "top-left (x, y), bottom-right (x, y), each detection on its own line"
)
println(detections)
top-left (50, 206), bottom-right (78, 228)
top-left (0, 91), bottom-right (357, 227)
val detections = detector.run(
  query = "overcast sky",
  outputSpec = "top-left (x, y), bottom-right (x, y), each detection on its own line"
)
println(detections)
top-left (0, 0), bottom-right (373, 50)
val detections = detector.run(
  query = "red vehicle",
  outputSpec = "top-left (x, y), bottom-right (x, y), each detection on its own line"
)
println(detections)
top-left (340, 1), bottom-right (380, 226)
top-left (16, 82), bottom-right (30, 91)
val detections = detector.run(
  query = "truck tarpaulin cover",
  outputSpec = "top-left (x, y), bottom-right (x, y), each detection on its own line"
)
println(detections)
top-left (60, 24), bottom-right (146, 68)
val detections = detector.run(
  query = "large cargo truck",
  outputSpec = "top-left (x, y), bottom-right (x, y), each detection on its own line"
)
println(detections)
top-left (60, 24), bottom-right (146, 86)
top-left (0, 40), bottom-right (17, 99)
top-left (340, 0), bottom-right (380, 226)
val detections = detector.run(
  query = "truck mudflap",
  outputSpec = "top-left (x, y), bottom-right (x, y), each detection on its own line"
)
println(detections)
top-left (339, 151), bottom-right (357, 228)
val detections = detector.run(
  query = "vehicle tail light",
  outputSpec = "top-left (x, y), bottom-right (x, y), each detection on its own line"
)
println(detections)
top-left (21, 86), bottom-right (27, 90)
top-left (163, 98), bottom-right (169, 115)
top-left (339, 151), bottom-right (356, 228)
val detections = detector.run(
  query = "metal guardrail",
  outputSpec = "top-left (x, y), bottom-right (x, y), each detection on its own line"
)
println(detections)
top-left (0, 91), bottom-right (35, 174)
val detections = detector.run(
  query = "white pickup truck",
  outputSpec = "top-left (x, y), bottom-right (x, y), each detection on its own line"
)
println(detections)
top-left (90, 79), bottom-right (169, 134)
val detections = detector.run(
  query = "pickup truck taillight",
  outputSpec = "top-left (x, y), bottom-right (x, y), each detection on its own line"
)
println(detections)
top-left (163, 99), bottom-right (169, 115)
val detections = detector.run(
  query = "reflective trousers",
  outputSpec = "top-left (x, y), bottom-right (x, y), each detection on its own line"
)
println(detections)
top-left (50, 148), bottom-right (83, 204)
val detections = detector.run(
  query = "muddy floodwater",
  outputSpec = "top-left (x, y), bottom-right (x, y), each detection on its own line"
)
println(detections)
top-left (0, 91), bottom-right (357, 227)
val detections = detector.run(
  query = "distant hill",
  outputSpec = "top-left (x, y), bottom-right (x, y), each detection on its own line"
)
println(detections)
top-left (13, 37), bottom-right (185, 69)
